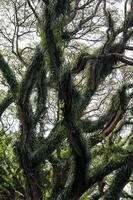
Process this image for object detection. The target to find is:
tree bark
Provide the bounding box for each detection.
[18,147,43,200]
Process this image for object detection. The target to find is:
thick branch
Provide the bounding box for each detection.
[81,85,126,132]
[0,94,13,117]
[0,54,18,97]
[103,163,133,200]
[30,122,65,167]
[18,47,45,147]
[59,72,89,199]
[86,154,133,191]
[19,47,44,107]
[34,68,47,125]
[45,6,61,80]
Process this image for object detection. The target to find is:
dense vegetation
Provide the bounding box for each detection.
[0,0,133,199]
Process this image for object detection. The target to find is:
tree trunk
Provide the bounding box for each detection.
[18,146,42,200]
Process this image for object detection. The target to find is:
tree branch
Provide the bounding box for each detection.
[0,54,18,98]
[0,94,13,117]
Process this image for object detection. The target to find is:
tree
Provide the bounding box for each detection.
[0,0,133,199]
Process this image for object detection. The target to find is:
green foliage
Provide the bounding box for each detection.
[0,130,25,200]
